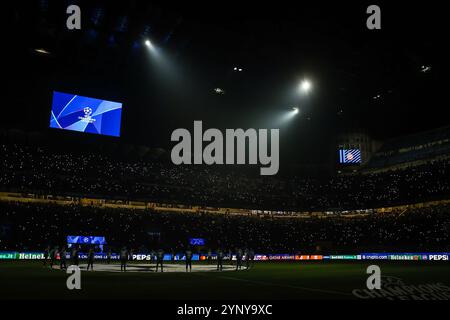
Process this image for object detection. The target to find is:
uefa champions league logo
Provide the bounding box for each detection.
[83,107,92,117]
[78,107,96,124]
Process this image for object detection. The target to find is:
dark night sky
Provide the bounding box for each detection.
[5,1,448,166]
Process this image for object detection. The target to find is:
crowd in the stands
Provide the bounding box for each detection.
[1,144,449,211]
[0,202,449,253]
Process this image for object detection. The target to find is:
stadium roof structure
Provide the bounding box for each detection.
[377,125,450,153]
[5,2,447,166]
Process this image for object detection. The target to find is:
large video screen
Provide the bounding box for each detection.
[49,91,122,137]
[67,236,106,245]
[339,149,362,164]
[189,238,206,246]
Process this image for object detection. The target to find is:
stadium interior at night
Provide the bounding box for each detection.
[1,1,449,301]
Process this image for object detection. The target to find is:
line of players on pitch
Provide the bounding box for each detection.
[42,246,256,272]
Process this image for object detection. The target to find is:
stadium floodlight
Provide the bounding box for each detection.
[299,79,312,94]
[420,65,431,73]
[34,48,51,55]
[277,106,300,124]
[144,39,155,50]
[214,88,225,95]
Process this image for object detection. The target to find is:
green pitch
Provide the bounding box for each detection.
[0,261,449,300]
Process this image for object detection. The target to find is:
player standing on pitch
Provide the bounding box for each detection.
[171,249,175,264]
[245,248,251,269]
[59,246,67,270]
[71,246,79,266]
[185,247,193,272]
[236,247,243,271]
[43,245,50,267]
[156,248,164,272]
[50,246,59,269]
[207,248,212,264]
[129,248,134,262]
[216,248,223,271]
[248,248,255,269]
[120,247,128,272]
[87,247,95,271]
[106,248,112,265]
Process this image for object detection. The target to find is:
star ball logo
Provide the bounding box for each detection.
[78,107,96,124]
[83,107,92,117]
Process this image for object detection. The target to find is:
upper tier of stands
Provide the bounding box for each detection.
[1,142,449,211]
[365,126,450,170]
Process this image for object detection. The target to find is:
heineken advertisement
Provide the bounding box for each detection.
[360,253,449,261]
[0,252,45,260]
[0,251,448,261]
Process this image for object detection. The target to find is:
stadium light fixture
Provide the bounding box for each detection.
[34,48,51,55]
[144,39,155,50]
[214,88,225,95]
[277,106,300,124]
[420,65,431,73]
[299,79,312,94]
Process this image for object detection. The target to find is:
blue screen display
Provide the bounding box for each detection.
[49,91,122,137]
[339,149,361,164]
[189,238,206,246]
[67,236,106,245]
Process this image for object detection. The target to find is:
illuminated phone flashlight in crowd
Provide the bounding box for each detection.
[171,121,279,175]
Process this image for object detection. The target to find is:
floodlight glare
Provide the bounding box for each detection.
[278,107,300,124]
[144,39,153,49]
[299,79,312,93]
[214,88,225,95]
[35,48,51,55]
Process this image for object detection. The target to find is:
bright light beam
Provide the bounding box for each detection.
[299,79,312,94]
[277,107,300,125]
[34,48,51,55]
[144,39,155,51]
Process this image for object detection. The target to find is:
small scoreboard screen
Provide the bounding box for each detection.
[189,238,206,246]
[339,149,362,164]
